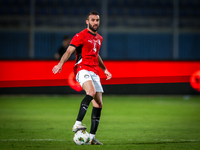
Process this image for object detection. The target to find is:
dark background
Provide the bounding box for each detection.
[0,0,199,95]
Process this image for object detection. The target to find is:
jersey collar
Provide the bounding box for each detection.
[87,28,97,36]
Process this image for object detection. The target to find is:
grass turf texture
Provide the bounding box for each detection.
[0,95,200,150]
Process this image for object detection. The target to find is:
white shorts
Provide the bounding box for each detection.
[76,70,104,93]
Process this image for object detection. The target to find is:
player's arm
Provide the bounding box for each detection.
[52,46,75,74]
[98,55,112,80]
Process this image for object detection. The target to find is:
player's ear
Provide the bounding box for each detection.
[86,19,88,25]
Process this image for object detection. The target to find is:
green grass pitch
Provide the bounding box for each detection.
[0,95,200,150]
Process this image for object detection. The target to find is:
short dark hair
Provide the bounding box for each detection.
[87,11,99,20]
[63,35,70,40]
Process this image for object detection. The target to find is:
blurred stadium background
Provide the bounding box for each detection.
[0,0,200,94]
[0,2,200,149]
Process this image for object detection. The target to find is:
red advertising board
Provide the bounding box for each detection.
[0,60,200,91]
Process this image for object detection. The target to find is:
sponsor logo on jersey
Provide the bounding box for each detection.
[88,40,92,43]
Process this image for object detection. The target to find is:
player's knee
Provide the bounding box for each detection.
[92,99,103,108]
[99,102,103,108]
[86,90,96,98]
[96,101,103,108]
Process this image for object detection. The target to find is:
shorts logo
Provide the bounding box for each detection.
[84,74,89,79]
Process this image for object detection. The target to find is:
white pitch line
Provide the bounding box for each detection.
[101,139,199,142]
[1,139,66,142]
[1,139,199,142]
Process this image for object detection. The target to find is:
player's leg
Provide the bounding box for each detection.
[73,70,96,132]
[87,71,104,144]
[76,80,96,122]
[89,92,103,145]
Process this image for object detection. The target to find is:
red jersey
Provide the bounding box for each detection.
[70,28,103,76]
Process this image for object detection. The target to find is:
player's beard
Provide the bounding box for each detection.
[89,23,99,32]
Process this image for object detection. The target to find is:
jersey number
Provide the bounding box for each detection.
[93,43,97,52]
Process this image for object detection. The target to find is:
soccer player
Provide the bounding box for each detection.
[52,11,112,145]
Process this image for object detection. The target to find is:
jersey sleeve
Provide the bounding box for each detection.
[101,37,103,45]
[70,33,83,48]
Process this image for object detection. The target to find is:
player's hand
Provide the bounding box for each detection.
[104,69,112,80]
[52,63,62,74]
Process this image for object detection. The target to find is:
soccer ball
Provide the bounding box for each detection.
[73,130,90,145]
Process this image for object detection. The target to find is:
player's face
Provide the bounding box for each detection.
[86,15,100,33]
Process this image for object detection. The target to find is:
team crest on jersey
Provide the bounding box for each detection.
[98,40,101,45]
[84,74,89,78]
